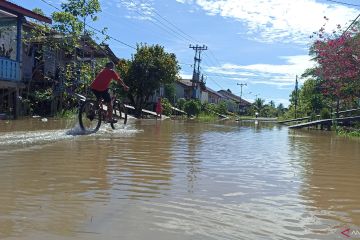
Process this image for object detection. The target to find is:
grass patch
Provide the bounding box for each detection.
[337,127,360,138]
[197,112,221,122]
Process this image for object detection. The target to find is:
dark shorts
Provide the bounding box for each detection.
[91,89,111,103]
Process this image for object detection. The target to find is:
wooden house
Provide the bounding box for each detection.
[0,1,51,119]
[0,1,119,118]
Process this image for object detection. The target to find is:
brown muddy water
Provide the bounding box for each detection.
[0,118,359,240]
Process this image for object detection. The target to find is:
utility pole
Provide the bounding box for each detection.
[189,44,207,99]
[237,82,247,114]
[294,75,298,119]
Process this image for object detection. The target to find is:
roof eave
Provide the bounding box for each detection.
[0,1,52,24]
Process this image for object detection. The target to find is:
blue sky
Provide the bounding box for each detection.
[11,0,360,106]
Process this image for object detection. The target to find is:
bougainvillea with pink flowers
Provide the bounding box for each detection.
[309,18,360,113]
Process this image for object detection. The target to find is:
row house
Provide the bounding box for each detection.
[218,89,251,113]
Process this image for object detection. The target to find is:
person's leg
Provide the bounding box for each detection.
[107,102,113,120]
[102,90,115,122]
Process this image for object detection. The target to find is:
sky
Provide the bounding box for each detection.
[11,0,360,106]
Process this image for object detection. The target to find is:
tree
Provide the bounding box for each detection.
[310,19,360,115]
[164,83,176,103]
[299,79,324,115]
[124,44,180,117]
[254,98,264,111]
[269,100,275,108]
[24,1,104,115]
[277,103,285,116]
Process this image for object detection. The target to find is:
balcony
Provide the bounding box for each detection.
[0,57,20,81]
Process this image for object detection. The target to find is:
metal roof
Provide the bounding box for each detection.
[0,1,52,24]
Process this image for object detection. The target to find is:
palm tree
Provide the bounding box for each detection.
[254,98,264,111]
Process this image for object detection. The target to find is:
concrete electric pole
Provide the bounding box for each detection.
[189,44,207,99]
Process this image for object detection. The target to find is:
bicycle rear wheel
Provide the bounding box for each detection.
[79,100,102,132]
[111,100,127,129]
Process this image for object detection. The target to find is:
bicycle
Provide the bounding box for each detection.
[77,91,127,132]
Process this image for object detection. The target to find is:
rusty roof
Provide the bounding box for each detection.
[0,1,52,24]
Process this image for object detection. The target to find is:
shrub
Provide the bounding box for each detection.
[176,98,186,110]
[320,108,331,119]
[184,99,201,116]
[161,98,173,116]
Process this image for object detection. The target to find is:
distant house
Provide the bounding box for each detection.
[0,0,52,119]
[218,89,251,113]
[175,79,193,100]
[206,87,223,104]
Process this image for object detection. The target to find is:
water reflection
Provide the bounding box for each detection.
[0,139,111,238]
[290,130,360,229]
[108,121,174,200]
[0,119,359,240]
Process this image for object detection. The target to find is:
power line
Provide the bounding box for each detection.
[123,0,229,92]
[41,0,228,91]
[324,0,360,7]
[38,0,136,49]
[127,0,193,43]
[342,13,360,36]
[132,0,229,88]
[139,0,197,43]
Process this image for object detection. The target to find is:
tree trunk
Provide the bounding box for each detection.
[134,95,144,118]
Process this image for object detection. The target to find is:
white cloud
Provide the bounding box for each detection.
[180,73,193,79]
[115,0,155,20]
[179,0,359,44]
[204,55,314,87]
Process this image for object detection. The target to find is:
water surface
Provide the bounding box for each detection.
[0,118,359,239]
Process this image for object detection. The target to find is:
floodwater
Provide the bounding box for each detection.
[0,118,359,240]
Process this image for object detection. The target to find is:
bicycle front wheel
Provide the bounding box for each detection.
[111,100,127,129]
[79,100,102,132]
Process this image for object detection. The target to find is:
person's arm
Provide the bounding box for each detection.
[113,71,129,91]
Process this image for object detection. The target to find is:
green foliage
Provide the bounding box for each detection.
[161,98,173,116]
[337,127,360,138]
[54,109,77,119]
[197,112,218,122]
[320,108,331,119]
[124,44,180,117]
[60,0,101,21]
[184,99,201,116]
[217,101,228,115]
[202,102,217,114]
[254,98,265,111]
[260,105,277,117]
[33,88,53,102]
[164,83,176,103]
[309,112,317,121]
[176,98,186,110]
[32,8,45,16]
[277,103,285,116]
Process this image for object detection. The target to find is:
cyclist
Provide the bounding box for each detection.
[90,61,129,123]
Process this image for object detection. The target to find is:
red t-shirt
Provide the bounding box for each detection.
[90,68,121,91]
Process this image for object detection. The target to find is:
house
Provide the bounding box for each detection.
[0,1,120,118]
[175,79,193,100]
[0,1,51,119]
[218,89,251,113]
[206,87,223,104]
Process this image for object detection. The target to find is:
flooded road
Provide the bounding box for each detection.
[0,118,359,240]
